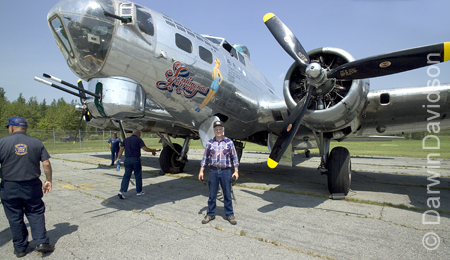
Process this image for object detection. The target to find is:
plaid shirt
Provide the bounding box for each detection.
[200,137,239,168]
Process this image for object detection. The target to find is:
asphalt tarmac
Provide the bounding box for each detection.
[1,150,449,259]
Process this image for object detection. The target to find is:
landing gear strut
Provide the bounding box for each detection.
[233,140,244,162]
[158,134,191,174]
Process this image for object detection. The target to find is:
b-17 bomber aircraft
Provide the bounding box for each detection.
[35,0,450,198]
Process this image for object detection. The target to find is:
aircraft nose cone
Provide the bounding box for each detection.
[47,0,116,78]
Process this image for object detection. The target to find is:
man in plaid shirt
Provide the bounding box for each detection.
[198,121,239,225]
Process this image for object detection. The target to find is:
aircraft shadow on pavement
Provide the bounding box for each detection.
[89,153,449,217]
[349,170,450,213]
[99,170,210,213]
[98,155,331,214]
[89,154,162,173]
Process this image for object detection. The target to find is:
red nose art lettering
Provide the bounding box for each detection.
[156,61,209,98]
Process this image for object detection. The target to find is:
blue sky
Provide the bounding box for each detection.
[1,0,450,103]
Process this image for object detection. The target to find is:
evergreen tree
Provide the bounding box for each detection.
[0,87,10,127]
[26,96,40,129]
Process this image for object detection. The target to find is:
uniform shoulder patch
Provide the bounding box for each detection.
[15,144,28,155]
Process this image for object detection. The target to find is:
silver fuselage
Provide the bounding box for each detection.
[47,0,450,148]
[47,0,289,143]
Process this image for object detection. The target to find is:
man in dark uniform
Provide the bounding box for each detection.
[107,132,121,166]
[0,117,54,257]
[115,130,160,199]
[198,121,239,225]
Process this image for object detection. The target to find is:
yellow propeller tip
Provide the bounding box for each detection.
[77,79,82,83]
[263,13,275,23]
[267,158,278,169]
[444,42,450,62]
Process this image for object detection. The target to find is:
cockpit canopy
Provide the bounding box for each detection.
[203,35,250,64]
[233,44,250,59]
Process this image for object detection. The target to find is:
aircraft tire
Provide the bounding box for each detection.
[159,143,186,174]
[327,146,351,195]
[305,149,311,158]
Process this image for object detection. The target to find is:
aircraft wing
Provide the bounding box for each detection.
[357,85,450,136]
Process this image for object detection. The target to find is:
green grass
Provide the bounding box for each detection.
[327,135,450,158]
[43,135,450,159]
[43,138,165,154]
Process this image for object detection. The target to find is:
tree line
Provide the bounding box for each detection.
[2,87,448,138]
[0,87,88,131]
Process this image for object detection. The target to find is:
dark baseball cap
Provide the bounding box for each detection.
[213,121,224,128]
[6,116,28,128]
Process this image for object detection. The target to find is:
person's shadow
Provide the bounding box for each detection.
[0,222,78,256]
[0,226,12,247]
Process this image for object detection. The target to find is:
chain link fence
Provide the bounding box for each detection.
[1,129,448,155]
[0,129,163,153]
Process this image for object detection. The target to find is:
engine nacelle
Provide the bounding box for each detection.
[284,47,370,136]
[86,77,146,119]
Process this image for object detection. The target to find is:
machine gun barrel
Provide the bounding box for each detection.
[34,77,85,99]
[43,73,100,98]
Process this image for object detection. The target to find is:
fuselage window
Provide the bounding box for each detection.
[195,33,204,42]
[175,33,192,53]
[165,20,175,28]
[199,46,213,64]
[196,35,204,42]
[186,29,195,38]
[176,25,186,32]
[136,7,154,36]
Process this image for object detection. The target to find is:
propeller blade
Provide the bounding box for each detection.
[78,79,87,104]
[268,86,314,168]
[263,13,310,70]
[77,80,93,122]
[327,42,450,80]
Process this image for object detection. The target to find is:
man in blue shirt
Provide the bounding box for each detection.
[107,132,121,166]
[0,117,54,257]
[198,121,239,225]
[115,130,160,199]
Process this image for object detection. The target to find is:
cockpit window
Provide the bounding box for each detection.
[50,15,74,57]
[204,36,241,61]
[204,36,223,45]
[222,40,238,60]
[237,52,246,66]
[136,7,154,36]
[85,0,114,18]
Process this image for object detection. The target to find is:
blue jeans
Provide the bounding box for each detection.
[111,147,119,164]
[120,157,143,193]
[0,179,49,252]
[207,168,234,217]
